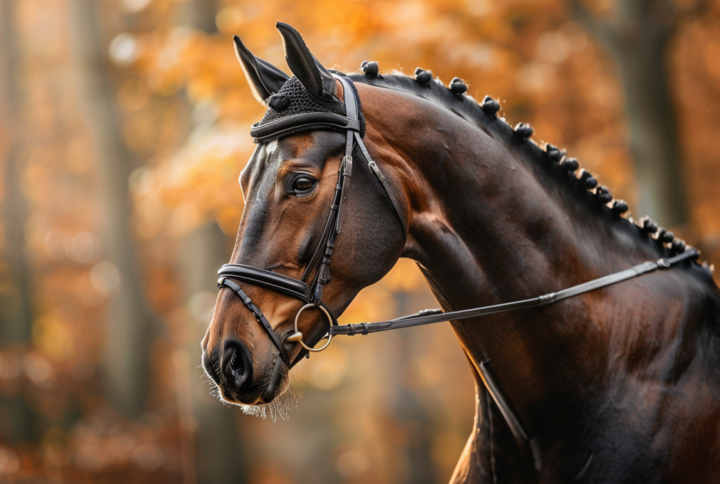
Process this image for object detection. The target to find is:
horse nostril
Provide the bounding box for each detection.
[222,338,253,390]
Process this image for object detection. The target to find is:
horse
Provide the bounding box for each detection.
[201,22,720,483]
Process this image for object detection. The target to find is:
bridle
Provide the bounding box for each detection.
[217,75,407,368]
[217,75,701,375]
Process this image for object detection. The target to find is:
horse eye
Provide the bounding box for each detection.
[293,177,315,193]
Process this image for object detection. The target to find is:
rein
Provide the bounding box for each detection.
[330,248,699,337]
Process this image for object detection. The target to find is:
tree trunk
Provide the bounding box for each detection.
[179,223,249,484]
[68,0,156,418]
[0,0,39,443]
[173,3,248,482]
[571,0,689,227]
[391,291,437,484]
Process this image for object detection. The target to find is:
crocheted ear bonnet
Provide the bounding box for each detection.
[249,75,366,142]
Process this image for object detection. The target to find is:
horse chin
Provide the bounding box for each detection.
[260,355,289,402]
[235,371,297,422]
[219,354,296,421]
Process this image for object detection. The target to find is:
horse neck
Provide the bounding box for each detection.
[386,108,647,319]
[366,97,664,473]
[360,83,717,479]
[367,89,660,410]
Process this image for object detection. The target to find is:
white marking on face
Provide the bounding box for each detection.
[239,144,264,189]
[266,139,278,155]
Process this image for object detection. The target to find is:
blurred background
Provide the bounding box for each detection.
[0,0,719,482]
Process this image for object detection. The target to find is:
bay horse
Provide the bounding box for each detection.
[202,23,720,483]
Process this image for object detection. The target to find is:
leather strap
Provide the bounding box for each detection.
[336,76,407,240]
[352,131,408,240]
[218,264,312,302]
[330,248,700,336]
[301,156,350,297]
[218,278,292,367]
[300,200,338,283]
[335,79,357,234]
[250,113,360,141]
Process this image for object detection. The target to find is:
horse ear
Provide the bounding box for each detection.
[276,22,340,101]
[233,35,289,105]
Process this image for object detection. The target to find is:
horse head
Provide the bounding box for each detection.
[202,23,408,408]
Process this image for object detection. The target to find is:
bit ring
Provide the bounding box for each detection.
[293,304,333,352]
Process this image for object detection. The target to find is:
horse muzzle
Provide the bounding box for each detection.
[202,336,288,405]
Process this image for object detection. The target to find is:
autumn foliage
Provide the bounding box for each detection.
[0,0,719,483]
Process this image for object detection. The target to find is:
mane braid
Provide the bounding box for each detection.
[345,70,714,281]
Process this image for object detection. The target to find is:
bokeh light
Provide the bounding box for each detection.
[0,0,719,482]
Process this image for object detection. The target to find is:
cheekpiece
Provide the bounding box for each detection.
[249,76,366,142]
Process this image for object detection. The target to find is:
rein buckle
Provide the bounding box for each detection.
[367,161,385,182]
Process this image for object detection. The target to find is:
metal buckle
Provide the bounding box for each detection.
[367,161,385,182]
[342,155,353,176]
[538,292,556,306]
[285,304,333,352]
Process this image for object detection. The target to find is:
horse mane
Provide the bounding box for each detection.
[342,68,717,285]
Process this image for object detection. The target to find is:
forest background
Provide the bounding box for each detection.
[1,0,719,483]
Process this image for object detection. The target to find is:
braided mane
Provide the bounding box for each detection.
[343,67,713,278]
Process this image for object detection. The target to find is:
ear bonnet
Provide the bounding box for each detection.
[243,23,366,142]
[249,76,366,142]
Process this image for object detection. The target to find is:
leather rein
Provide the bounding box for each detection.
[218,75,701,370]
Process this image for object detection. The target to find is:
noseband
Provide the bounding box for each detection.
[218,75,407,368]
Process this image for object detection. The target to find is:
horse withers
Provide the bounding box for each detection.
[202,23,720,483]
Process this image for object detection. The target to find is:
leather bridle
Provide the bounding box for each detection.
[217,74,701,373]
[217,75,407,368]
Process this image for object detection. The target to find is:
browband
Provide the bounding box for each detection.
[250,113,359,142]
